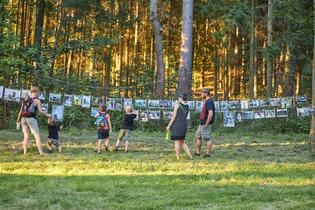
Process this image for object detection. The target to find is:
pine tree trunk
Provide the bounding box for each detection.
[178,0,194,97]
[310,0,315,151]
[249,0,255,99]
[266,0,273,97]
[150,0,165,99]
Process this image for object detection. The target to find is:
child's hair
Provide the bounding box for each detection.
[99,104,106,112]
[125,105,133,113]
[48,118,55,125]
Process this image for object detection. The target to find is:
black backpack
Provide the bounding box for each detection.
[22,96,36,117]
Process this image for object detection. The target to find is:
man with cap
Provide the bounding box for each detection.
[195,88,215,157]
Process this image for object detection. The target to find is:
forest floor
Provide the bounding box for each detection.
[0,130,314,209]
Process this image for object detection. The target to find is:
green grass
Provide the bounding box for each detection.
[0,130,314,209]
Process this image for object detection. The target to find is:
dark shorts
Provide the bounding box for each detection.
[171,136,186,141]
[98,129,109,139]
[47,138,60,147]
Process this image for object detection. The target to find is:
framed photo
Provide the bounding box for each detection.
[242,111,254,120]
[187,101,195,110]
[73,95,82,106]
[270,98,281,107]
[64,94,73,107]
[38,92,46,101]
[297,107,314,117]
[92,97,104,106]
[159,100,173,109]
[220,101,229,112]
[124,98,133,108]
[135,99,147,109]
[107,98,122,110]
[41,103,49,113]
[148,110,160,120]
[90,108,99,117]
[139,111,149,122]
[276,108,288,118]
[163,111,173,120]
[0,86,4,99]
[4,88,21,102]
[214,101,220,112]
[259,99,270,107]
[195,101,204,112]
[49,93,61,103]
[148,100,160,109]
[254,110,265,119]
[228,100,240,109]
[52,105,64,121]
[297,96,307,104]
[235,112,243,122]
[82,95,91,108]
[241,100,249,110]
[281,97,293,108]
[223,112,235,128]
[21,89,29,99]
[265,109,276,118]
[249,100,260,109]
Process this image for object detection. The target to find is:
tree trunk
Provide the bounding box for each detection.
[150,0,165,99]
[266,0,273,97]
[310,0,315,151]
[178,0,194,97]
[249,0,255,99]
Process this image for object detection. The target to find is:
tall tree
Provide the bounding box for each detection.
[310,0,315,150]
[266,0,273,97]
[249,0,255,99]
[150,0,165,98]
[178,0,194,97]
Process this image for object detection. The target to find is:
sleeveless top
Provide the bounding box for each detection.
[171,102,189,137]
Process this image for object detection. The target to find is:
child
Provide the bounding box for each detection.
[46,118,63,153]
[114,105,137,152]
[95,104,112,153]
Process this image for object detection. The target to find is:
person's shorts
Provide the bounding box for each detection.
[195,125,212,141]
[118,129,133,141]
[47,138,60,147]
[21,117,40,136]
[171,136,186,141]
[98,129,109,140]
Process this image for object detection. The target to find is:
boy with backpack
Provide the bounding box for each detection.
[46,118,63,153]
[95,104,112,153]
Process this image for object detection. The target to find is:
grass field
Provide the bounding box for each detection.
[0,130,314,209]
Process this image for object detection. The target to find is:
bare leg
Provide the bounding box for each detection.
[46,140,52,151]
[125,141,129,152]
[206,140,212,156]
[195,138,202,154]
[104,138,110,151]
[58,145,61,153]
[97,139,102,153]
[181,140,193,160]
[23,132,30,155]
[33,132,43,155]
[174,140,180,160]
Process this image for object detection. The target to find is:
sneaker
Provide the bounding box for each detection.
[204,154,211,158]
[194,152,200,156]
[114,146,119,152]
[47,149,52,154]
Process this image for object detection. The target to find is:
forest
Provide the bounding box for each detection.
[0,0,313,100]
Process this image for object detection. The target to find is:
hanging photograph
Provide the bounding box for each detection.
[135,99,147,109]
[163,111,173,120]
[4,88,21,102]
[259,99,270,107]
[270,98,281,107]
[107,98,122,110]
[235,112,243,122]
[159,100,173,109]
[90,108,99,117]
[148,100,160,109]
[220,101,229,112]
[195,101,204,112]
[0,86,4,99]
[249,100,260,109]
[281,97,294,108]
[38,92,45,101]
[41,103,49,113]
[214,101,220,112]
[228,100,240,109]
[52,105,64,121]
[49,93,61,103]
[82,95,91,108]
[63,94,73,107]
[242,111,254,120]
[139,111,149,122]
[265,109,276,118]
[297,95,307,104]
[187,101,195,110]
[124,98,133,108]
[254,110,265,119]
[92,97,104,106]
[223,112,235,127]
[21,89,29,99]
[186,111,191,120]
[73,95,82,106]
[297,107,314,117]
[241,100,249,110]
[277,108,288,118]
[148,110,161,120]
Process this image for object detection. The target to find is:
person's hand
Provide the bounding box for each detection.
[60,125,63,130]
[204,124,209,128]
[47,114,52,118]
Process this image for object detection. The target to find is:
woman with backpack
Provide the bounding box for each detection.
[166,93,193,160]
[16,86,51,155]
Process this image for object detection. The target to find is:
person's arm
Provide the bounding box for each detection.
[108,118,112,133]
[16,104,23,123]
[35,99,51,118]
[166,103,179,131]
[205,101,214,127]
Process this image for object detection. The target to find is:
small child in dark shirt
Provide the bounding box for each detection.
[114,105,137,152]
[46,118,63,153]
